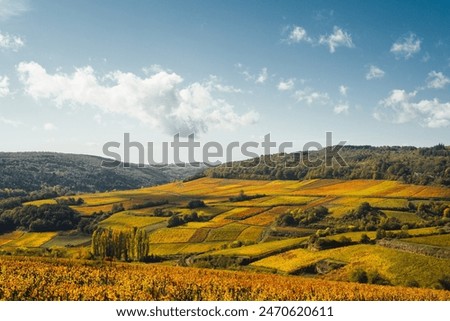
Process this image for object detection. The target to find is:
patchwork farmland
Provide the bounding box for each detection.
[2,177,450,295]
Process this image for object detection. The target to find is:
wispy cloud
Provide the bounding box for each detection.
[366,65,385,80]
[277,78,295,91]
[255,67,268,84]
[335,87,350,114]
[294,87,330,105]
[285,25,312,44]
[374,89,450,128]
[282,25,354,53]
[207,75,243,93]
[426,71,450,89]
[334,102,349,114]
[318,26,354,53]
[0,0,29,20]
[390,33,421,59]
[0,75,10,97]
[0,115,22,127]
[17,61,259,136]
[313,9,334,21]
[0,31,24,51]
[238,65,269,84]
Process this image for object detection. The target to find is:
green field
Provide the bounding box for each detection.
[99,211,168,230]
[3,179,449,256]
[205,223,249,242]
[384,210,424,224]
[199,237,308,258]
[149,228,198,243]
[149,242,228,256]
[2,232,58,248]
[251,244,450,288]
[403,234,450,248]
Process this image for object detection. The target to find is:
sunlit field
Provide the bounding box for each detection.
[2,178,449,298]
[1,256,449,301]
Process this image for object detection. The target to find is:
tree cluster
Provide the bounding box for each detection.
[187,199,206,209]
[416,202,449,220]
[277,206,329,227]
[350,268,390,285]
[77,211,111,234]
[307,234,353,251]
[91,227,149,261]
[129,199,168,210]
[229,190,266,202]
[56,197,84,206]
[0,204,80,233]
[77,203,124,235]
[0,188,27,200]
[167,212,202,228]
[341,202,402,231]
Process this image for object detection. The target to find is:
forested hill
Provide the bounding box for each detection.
[0,152,200,194]
[204,145,450,186]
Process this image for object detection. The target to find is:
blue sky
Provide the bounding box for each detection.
[0,0,449,162]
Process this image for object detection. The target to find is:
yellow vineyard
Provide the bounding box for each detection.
[251,244,450,288]
[6,178,450,260]
[2,177,450,298]
[0,256,449,301]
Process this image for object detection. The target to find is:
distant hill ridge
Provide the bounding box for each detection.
[1,145,448,195]
[205,144,450,186]
[0,152,201,193]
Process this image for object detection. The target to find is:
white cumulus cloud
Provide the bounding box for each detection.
[426,71,450,89]
[286,25,312,43]
[390,33,421,59]
[318,26,354,53]
[374,89,450,128]
[17,61,258,136]
[366,65,385,80]
[0,75,10,97]
[0,31,24,51]
[277,78,295,91]
[294,87,330,105]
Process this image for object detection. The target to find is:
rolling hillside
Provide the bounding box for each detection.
[0,152,202,193]
[3,177,449,290]
[205,145,450,186]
